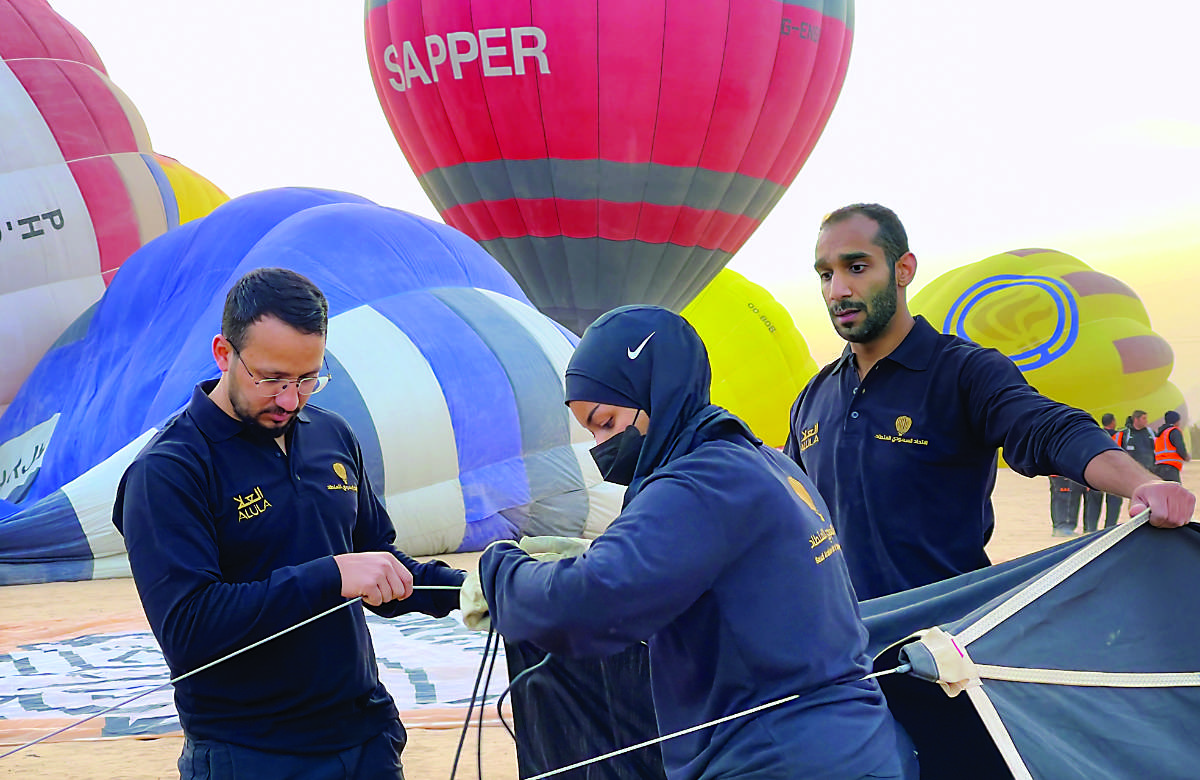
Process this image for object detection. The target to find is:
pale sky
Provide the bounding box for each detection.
[49,0,1200,377]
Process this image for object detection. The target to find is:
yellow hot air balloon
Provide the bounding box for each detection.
[682,269,818,447]
[912,248,1185,426]
[152,154,229,225]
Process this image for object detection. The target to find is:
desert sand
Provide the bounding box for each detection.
[1,465,1194,779]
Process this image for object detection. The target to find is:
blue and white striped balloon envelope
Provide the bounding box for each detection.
[0,188,620,585]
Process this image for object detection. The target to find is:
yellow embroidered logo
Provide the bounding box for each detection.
[875,414,929,446]
[789,476,838,561]
[787,476,819,514]
[797,421,819,452]
[234,486,271,522]
[327,462,358,492]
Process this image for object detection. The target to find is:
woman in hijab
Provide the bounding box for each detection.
[478,306,915,780]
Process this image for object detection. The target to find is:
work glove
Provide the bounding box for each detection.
[457,537,591,631]
[458,539,519,632]
[517,535,592,560]
[459,567,491,632]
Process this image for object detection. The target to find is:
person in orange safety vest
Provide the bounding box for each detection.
[1154,410,1190,483]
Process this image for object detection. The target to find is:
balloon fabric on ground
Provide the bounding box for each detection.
[0,0,227,416]
[0,188,621,586]
[682,269,818,447]
[365,0,855,334]
[911,248,1185,426]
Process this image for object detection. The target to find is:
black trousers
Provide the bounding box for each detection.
[1081,487,1103,533]
[1103,492,1123,529]
[1154,463,1183,483]
[1049,476,1082,533]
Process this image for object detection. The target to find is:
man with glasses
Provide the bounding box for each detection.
[114,267,465,779]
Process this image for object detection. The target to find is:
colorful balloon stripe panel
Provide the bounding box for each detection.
[0,189,620,586]
[1,0,226,413]
[366,0,855,333]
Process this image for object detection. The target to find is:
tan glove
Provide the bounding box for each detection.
[517,535,592,560]
[458,540,520,631]
[459,566,490,631]
[458,538,590,631]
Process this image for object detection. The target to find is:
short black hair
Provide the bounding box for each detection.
[1101,413,1115,426]
[820,203,910,268]
[222,267,328,351]
[1133,409,1147,419]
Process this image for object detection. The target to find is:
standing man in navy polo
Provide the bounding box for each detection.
[114,268,465,779]
[783,204,1196,600]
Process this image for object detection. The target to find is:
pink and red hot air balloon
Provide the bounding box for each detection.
[366,0,854,333]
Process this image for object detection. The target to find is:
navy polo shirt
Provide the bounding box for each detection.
[113,381,463,753]
[784,316,1118,600]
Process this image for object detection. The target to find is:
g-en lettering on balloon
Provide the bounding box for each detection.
[780,18,821,41]
[383,26,550,92]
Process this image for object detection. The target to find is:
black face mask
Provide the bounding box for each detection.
[590,414,644,486]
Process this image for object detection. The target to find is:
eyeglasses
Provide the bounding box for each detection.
[234,349,332,397]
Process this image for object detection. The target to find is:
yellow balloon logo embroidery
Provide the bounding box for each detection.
[332,462,348,484]
[895,416,912,437]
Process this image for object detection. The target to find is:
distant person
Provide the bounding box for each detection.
[1154,410,1190,482]
[476,306,918,780]
[1122,410,1157,470]
[1048,475,1084,536]
[1075,415,1106,533]
[784,203,1196,599]
[1080,482,1104,533]
[1098,413,1124,528]
[113,268,465,780]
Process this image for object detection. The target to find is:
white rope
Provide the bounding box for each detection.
[521,663,912,779]
[524,693,799,780]
[0,584,461,760]
[863,662,912,680]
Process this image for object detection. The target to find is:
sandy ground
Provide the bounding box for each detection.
[1,465,1195,779]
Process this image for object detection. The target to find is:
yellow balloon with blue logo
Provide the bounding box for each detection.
[911,248,1185,424]
[682,269,819,447]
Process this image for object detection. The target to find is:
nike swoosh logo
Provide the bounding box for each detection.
[627,332,655,360]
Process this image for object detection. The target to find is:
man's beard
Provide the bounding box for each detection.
[830,274,898,344]
[230,385,296,437]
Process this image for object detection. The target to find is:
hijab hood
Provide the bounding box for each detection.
[565,305,758,500]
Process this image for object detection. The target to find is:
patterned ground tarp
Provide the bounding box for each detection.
[0,611,503,741]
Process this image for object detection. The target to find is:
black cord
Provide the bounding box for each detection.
[496,650,554,742]
[449,625,496,779]
[477,633,502,778]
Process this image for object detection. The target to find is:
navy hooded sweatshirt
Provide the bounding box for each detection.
[480,307,910,780]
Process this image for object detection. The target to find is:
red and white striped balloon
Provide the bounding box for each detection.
[0,0,223,414]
